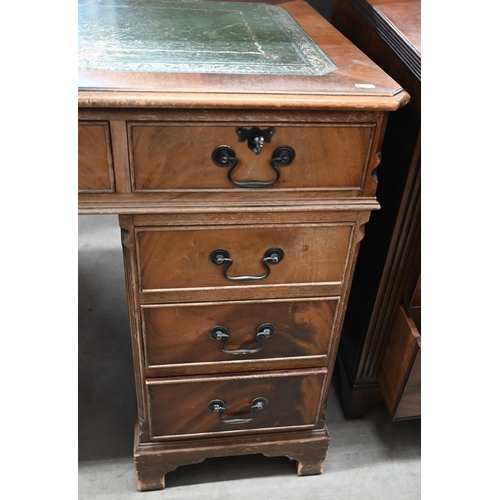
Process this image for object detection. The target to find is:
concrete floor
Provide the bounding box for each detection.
[78,215,421,499]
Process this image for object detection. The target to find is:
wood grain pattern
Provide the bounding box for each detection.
[120,215,150,439]
[79,192,380,215]
[393,347,420,420]
[141,297,338,375]
[109,120,131,193]
[133,426,330,491]
[78,107,386,210]
[78,122,115,192]
[348,0,420,78]
[132,208,377,226]
[137,223,352,291]
[370,0,421,53]
[146,368,326,439]
[377,303,420,420]
[129,122,374,191]
[79,107,385,123]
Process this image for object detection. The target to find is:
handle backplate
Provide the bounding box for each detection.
[209,323,276,354]
[209,248,284,282]
[212,144,295,188]
[207,397,269,424]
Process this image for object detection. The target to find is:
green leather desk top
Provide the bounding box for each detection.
[78,0,337,75]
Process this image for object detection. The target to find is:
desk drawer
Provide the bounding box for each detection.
[129,123,374,192]
[78,121,115,192]
[137,223,353,292]
[142,298,338,376]
[146,368,326,440]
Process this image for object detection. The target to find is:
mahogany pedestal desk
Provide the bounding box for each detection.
[78,0,408,491]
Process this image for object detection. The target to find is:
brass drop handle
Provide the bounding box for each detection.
[209,248,284,282]
[211,145,295,188]
[209,323,276,354]
[207,397,269,424]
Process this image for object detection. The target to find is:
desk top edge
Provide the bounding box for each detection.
[77,88,409,111]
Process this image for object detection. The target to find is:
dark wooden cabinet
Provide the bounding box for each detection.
[330,0,421,420]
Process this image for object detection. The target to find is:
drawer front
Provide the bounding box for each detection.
[142,298,338,375]
[378,303,421,421]
[137,223,353,292]
[78,121,115,192]
[129,123,374,192]
[146,369,326,440]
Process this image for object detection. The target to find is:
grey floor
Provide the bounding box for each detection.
[78,215,421,499]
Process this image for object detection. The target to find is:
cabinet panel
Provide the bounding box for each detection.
[378,303,421,420]
[78,122,115,192]
[129,123,374,192]
[142,297,338,375]
[137,223,353,291]
[146,368,326,440]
